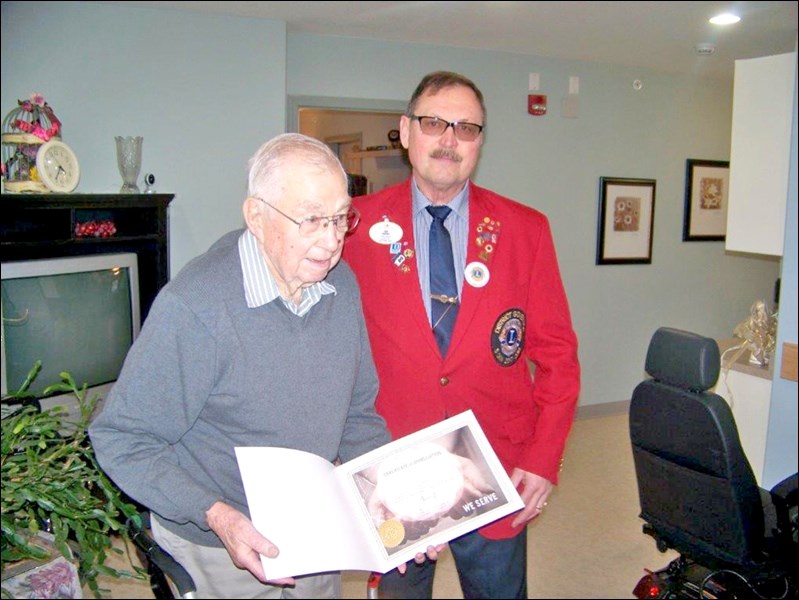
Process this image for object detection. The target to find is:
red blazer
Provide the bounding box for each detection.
[343,179,580,539]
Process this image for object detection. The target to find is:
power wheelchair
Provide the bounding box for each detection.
[629,327,798,599]
[127,511,197,599]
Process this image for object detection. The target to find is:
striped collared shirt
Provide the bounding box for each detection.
[238,229,336,317]
[411,178,469,322]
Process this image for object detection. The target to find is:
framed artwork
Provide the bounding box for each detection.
[596,177,656,265]
[683,159,730,241]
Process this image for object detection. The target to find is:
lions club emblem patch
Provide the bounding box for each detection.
[491,309,526,366]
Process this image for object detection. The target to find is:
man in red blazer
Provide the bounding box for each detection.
[343,71,581,599]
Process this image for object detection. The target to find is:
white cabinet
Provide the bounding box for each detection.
[713,339,775,486]
[714,368,772,486]
[726,52,796,256]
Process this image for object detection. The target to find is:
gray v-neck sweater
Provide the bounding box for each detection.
[90,229,390,546]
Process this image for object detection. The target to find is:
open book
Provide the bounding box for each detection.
[235,410,523,579]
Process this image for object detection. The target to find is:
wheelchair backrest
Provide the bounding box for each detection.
[629,327,765,565]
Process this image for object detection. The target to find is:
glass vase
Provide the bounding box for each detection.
[115,136,143,193]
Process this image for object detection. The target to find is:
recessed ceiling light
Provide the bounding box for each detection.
[709,13,741,25]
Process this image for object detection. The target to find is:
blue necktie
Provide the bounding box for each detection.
[426,205,459,356]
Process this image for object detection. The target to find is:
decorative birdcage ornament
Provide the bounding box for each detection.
[2,93,62,193]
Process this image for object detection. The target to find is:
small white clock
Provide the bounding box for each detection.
[36,139,80,193]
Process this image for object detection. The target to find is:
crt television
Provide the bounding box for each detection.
[1,252,140,414]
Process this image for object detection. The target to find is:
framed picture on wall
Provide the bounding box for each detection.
[596,177,656,265]
[683,159,730,242]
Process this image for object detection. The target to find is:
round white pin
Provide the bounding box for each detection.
[465,261,490,288]
[369,218,403,245]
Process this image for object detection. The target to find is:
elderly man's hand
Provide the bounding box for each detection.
[206,501,295,585]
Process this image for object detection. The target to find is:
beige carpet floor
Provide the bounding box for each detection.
[89,412,678,599]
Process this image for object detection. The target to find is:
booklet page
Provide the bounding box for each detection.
[236,410,523,579]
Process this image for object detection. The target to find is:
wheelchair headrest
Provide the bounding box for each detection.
[645,327,720,392]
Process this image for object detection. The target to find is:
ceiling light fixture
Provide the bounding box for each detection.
[709,13,741,25]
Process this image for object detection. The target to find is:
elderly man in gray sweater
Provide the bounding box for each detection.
[90,134,391,599]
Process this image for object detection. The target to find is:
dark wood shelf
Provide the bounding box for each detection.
[1,192,174,321]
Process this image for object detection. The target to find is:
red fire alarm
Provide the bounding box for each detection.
[528,94,547,116]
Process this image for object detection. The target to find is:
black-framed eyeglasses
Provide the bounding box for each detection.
[410,115,484,142]
[255,197,360,236]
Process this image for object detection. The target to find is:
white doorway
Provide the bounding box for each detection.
[290,97,411,194]
[323,132,362,174]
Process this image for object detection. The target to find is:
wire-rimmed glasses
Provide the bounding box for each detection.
[410,115,484,142]
[256,197,360,236]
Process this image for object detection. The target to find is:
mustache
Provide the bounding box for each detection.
[429,149,462,162]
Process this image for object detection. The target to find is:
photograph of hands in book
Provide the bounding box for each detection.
[353,425,509,555]
[236,410,523,579]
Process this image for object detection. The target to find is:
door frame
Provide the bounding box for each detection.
[287,95,407,133]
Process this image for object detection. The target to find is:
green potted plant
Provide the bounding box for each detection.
[1,361,144,598]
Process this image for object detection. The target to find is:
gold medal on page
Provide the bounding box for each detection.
[378,519,406,548]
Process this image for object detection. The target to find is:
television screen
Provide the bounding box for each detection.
[1,253,140,402]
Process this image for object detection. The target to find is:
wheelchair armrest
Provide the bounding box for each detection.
[1,397,42,417]
[128,513,197,598]
[770,472,798,502]
[769,472,798,551]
